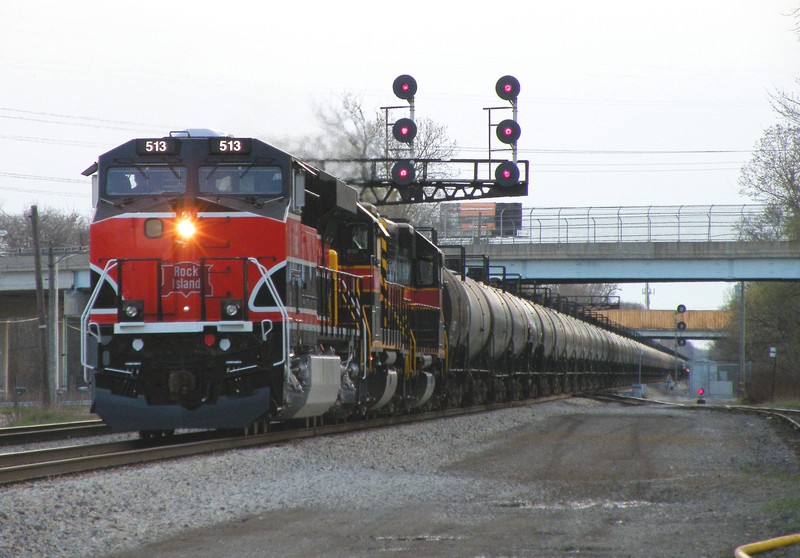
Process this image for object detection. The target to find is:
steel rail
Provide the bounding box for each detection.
[585,390,800,431]
[0,420,110,446]
[0,395,571,486]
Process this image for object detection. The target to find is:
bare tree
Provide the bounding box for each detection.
[546,282,621,307]
[292,92,459,228]
[0,206,89,252]
[737,124,800,240]
[770,81,800,126]
[300,92,385,182]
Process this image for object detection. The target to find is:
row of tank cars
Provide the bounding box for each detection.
[441,267,676,402]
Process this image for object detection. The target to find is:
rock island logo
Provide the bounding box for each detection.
[161,262,213,297]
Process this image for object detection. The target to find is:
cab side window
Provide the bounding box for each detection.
[344,224,370,264]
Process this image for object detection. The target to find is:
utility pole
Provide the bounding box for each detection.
[48,243,58,404]
[738,281,746,401]
[30,205,50,407]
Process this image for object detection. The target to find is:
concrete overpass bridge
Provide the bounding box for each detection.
[439,204,800,282]
[455,239,800,282]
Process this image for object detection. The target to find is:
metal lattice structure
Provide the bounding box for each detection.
[311,158,529,205]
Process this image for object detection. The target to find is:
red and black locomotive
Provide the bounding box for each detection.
[81,130,676,434]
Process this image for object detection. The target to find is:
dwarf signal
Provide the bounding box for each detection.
[697,386,706,404]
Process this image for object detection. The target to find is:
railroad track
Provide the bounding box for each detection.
[0,419,110,446]
[587,391,800,431]
[0,395,571,486]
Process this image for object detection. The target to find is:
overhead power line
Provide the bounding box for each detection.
[0,107,174,132]
[459,146,755,155]
[0,133,108,147]
[0,185,89,198]
[0,171,85,184]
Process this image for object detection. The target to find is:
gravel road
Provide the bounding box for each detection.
[2,396,799,558]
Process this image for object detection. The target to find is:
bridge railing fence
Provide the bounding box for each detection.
[438,204,772,245]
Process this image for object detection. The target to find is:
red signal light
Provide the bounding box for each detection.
[393,74,417,100]
[496,119,521,145]
[697,387,705,396]
[392,118,417,143]
[495,75,521,101]
[495,161,520,187]
[391,160,415,186]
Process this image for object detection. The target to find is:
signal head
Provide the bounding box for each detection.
[393,75,417,100]
[392,118,417,143]
[496,75,521,101]
[496,119,521,145]
[391,160,415,187]
[495,161,520,187]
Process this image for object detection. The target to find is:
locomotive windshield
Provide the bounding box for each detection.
[199,166,283,196]
[106,166,186,196]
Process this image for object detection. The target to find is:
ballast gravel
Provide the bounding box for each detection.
[2,396,799,558]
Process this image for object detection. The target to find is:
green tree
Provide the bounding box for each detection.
[710,282,800,402]
[716,95,800,400]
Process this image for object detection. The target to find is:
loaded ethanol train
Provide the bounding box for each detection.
[80,131,677,435]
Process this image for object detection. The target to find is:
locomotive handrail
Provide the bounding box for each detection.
[247,258,290,374]
[81,259,119,383]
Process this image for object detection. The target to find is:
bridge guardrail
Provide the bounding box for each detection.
[438,204,782,244]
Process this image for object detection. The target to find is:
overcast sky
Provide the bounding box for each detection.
[2,1,798,312]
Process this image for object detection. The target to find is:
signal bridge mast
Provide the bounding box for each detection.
[316,75,529,206]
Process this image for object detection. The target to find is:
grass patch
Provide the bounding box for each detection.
[763,496,800,517]
[1,406,95,428]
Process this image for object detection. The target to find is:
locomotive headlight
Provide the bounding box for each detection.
[221,298,243,320]
[176,218,196,239]
[224,303,239,316]
[120,300,144,322]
